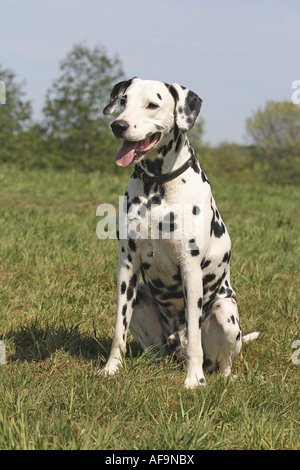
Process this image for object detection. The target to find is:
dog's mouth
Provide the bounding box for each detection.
[115,132,161,167]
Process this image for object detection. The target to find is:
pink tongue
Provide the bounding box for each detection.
[115,133,160,167]
[115,141,139,167]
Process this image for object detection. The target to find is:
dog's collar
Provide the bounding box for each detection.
[134,152,196,184]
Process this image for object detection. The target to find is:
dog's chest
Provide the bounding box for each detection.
[122,169,211,291]
[126,178,185,272]
[124,167,212,249]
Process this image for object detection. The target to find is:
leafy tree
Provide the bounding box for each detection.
[42,43,124,170]
[0,65,32,133]
[246,101,300,161]
[0,65,33,163]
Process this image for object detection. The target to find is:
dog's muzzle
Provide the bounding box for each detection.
[110,119,161,167]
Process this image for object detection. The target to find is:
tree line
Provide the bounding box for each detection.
[0,43,299,184]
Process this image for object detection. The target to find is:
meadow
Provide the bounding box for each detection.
[0,164,299,450]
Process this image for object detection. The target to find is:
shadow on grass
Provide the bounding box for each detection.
[5,321,114,363]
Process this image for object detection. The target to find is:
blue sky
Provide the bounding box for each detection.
[1,0,299,145]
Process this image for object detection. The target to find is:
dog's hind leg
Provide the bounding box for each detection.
[202,297,242,376]
[129,284,169,357]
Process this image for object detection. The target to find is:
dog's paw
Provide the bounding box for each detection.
[96,360,121,377]
[184,374,206,389]
[167,331,187,360]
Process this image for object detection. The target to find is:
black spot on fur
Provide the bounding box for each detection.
[192,205,200,215]
[152,278,165,288]
[222,251,231,263]
[167,283,179,292]
[126,273,138,301]
[128,238,136,252]
[191,158,200,174]
[143,158,163,175]
[175,135,182,152]
[213,221,225,238]
[121,281,126,294]
[131,196,141,205]
[142,180,154,197]
[203,273,216,285]
[201,170,210,184]
[158,139,174,157]
[130,273,137,286]
[226,287,234,298]
[146,195,162,209]
[173,123,179,141]
[172,265,181,283]
[210,205,226,238]
[142,262,151,270]
[201,258,211,269]
[166,83,179,103]
[159,290,183,301]
[126,287,134,301]
[185,90,199,113]
[189,239,200,257]
[209,277,223,293]
[146,281,162,297]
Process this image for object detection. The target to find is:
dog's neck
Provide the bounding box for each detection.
[137,131,193,177]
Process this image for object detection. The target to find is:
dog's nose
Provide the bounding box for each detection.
[111,120,129,138]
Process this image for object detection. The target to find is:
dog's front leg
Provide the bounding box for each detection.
[102,247,140,375]
[181,263,206,389]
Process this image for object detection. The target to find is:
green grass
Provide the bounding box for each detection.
[0,165,299,450]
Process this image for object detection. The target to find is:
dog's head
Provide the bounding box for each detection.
[103,78,202,167]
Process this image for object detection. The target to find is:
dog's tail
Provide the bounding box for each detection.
[242,332,260,343]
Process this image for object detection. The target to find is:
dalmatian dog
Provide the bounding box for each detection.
[101,78,259,389]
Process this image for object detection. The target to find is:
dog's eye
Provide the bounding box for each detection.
[120,97,127,107]
[147,102,159,110]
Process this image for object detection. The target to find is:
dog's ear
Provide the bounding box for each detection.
[103,77,139,115]
[167,83,202,132]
